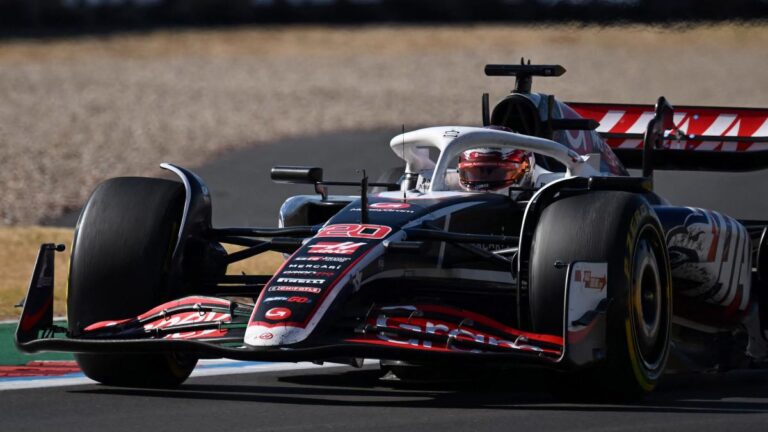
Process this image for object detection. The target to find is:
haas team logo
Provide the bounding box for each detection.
[308,241,365,255]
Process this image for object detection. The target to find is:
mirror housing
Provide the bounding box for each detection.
[271,166,323,184]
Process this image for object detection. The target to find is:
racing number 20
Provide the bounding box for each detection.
[317,224,392,240]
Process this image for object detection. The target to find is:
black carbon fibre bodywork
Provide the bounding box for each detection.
[16,72,768,379]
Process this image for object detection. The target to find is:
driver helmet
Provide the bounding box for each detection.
[458,147,534,191]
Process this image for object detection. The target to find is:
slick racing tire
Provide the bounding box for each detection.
[529,191,672,400]
[67,177,197,387]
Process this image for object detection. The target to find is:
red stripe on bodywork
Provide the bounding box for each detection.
[345,337,562,356]
[84,296,232,332]
[18,295,53,332]
[414,304,564,346]
[570,103,768,152]
[137,297,231,320]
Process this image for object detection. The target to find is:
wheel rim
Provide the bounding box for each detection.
[629,226,670,374]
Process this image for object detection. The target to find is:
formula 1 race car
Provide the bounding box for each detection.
[16,62,768,399]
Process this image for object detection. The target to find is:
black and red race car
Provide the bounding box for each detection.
[16,63,768,399]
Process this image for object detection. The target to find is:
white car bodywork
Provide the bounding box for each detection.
[386,126,605,194]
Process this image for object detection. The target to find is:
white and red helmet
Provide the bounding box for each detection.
[458,147,534,191]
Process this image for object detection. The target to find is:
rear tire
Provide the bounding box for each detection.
[68,177,197,387]
[529,191,672,400]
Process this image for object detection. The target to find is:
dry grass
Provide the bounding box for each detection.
[227,250,284,274]
[0,227,283,320]
[1,24,768,226]
[0,227,72,321]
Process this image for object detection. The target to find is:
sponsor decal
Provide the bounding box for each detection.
[317,224,392,240]
[351,207,415,214]
[282,270,320,275]
[259,332,274,340]
[265,307,292,321]
[574,269,606,290]
[664,209,749,309]
[288,296,310,303]
[245,245,374,346]
[568,262,609,334]
[370,202,410,210]
[293,256,352,263]
[282,270,337,277]
[307,241,366,255]
[281,270,336,277]
[475,243,509,252]
[268,286,322,294]
[373,314,544,353]
[276,277,325,285]
[443,129,460,138]
[263,296,312,304]
[143,311,230,340]
[264,296,288,302]
[287,263,342,270]
[135,297,231,321]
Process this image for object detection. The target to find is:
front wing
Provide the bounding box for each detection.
[16,244,608,369]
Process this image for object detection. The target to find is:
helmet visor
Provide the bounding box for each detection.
[458,161,525,189]
[458,148,533,191]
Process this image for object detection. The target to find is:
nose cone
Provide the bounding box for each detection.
[245,324,307,346]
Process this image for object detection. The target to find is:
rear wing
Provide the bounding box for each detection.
[569,99,768,173]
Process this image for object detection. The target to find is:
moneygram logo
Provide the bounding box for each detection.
[307,241,365,255]
[370,202,410,209]
[352,202,414,214]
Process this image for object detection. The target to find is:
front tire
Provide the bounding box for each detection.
[530,191,672,399]
[68,177,197,387]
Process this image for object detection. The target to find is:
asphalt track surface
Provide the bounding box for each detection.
[51,128,768,227]
[2,365,768,432]
[31,129,768,431]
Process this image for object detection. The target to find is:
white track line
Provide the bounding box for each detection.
[0,360,367,391]
[0,318,66,325]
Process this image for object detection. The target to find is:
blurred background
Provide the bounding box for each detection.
[1,0,767,319]
[2,0,768,29]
